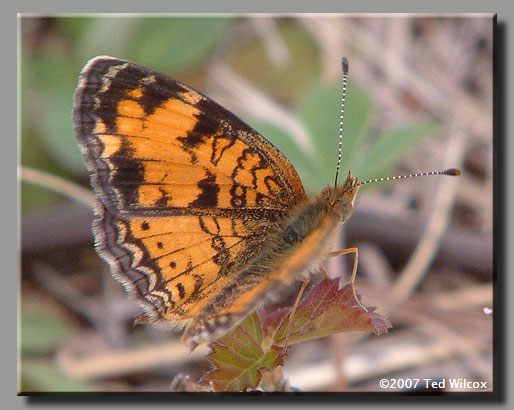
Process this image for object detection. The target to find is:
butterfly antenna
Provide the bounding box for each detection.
[359,168,461,186]
[334,57,349,187]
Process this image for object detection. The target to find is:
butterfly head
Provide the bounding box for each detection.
[323,170,360,223]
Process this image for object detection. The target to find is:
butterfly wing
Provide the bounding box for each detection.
[73,56,308,325]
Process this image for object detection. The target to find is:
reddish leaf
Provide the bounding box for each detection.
[201,313,287,391]
[264,278,391,346]
[199,279,390,391]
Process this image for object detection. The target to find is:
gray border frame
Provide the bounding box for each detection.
[10,3,511,409]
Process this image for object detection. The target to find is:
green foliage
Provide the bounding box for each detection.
[200,314,286,391]
[28,54,85,175]
[57,17,229,73]
[19,305,93,393]
[21,360,96,392]
[356,121,442,183]
[296,79,375,192]
[231,20,321,102]
[21,310,70,354]
[131,17,230,73]
[56,17,97,43]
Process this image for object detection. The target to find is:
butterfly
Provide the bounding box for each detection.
[73,56,460,348]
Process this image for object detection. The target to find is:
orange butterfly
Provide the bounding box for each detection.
[74,56,459,347]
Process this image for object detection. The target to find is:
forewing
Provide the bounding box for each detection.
[73,56,307,219]
[73,56,308,324]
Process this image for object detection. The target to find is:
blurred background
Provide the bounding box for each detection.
[19,14,493,392]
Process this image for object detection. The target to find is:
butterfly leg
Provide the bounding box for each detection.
[283,278,310,349]
[320,265,330,280]
[328,247,367,311]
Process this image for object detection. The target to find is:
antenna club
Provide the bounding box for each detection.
[341,57,349,75]
[444,168,462,176]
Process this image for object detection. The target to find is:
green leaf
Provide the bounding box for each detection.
[21,360,96,393]
[356,121,443,182]
[231,20,321,102]
[38,88,86,175]
[21,310,70,354]
[264,279,391,346]
[60,16,229,73]
[24,53,86,175]
[201,313,287,392]
[297,80,374,190]
[72,17,143,63]
[55,17,97,44]
[130,17,230,73]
